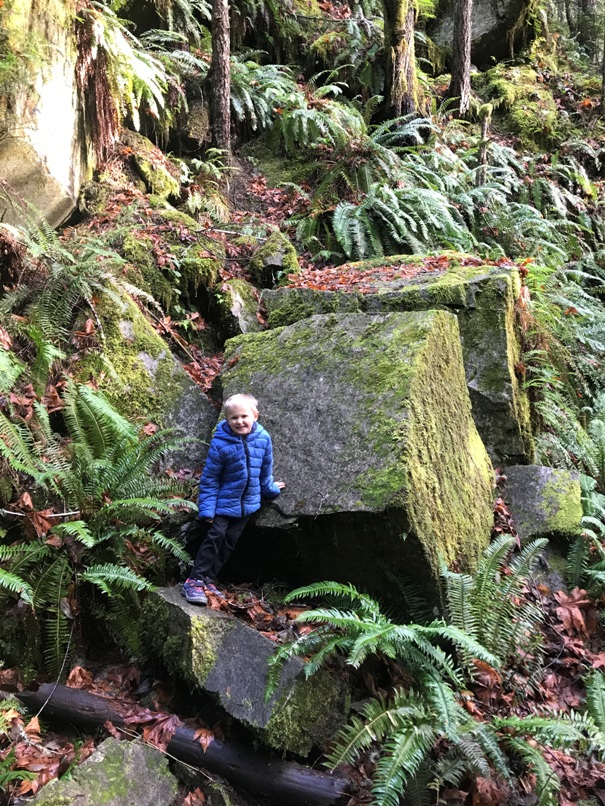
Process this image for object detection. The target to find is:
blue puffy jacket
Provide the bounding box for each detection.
[198,420,281,519]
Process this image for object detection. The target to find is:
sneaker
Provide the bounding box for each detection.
[202,577,226,600]
[182,578,208,605]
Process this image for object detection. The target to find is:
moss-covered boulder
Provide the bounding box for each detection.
[121,130,181,200]
[77,290,216,465]
[29,737,178,805]
[263,256,533,466]
[220,310,494,592]
[504,465,583,541]
[249,230,300,287]
[214,278,262,338]
[143,587,349,755]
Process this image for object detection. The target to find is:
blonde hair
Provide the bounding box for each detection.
[223,393,259,416]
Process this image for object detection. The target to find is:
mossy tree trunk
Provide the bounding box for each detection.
[211,0,231,158]
[382,0,419,117]
[448,0,473,116]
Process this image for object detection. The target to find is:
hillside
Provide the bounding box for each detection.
[1,0,605,803]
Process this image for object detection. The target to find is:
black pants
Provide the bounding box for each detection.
[191,515,251,580]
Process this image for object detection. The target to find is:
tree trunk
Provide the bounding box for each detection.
[448,0,473,116]
[382,0,419,117]
[565,0,576,35]
[16,684,351,806]
[211,0,231,156]
[578,0,598,60]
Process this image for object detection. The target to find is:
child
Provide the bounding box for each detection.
[182,393,285,605]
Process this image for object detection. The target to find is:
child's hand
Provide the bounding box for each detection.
[276,481,285,489]
[204,517,214,523]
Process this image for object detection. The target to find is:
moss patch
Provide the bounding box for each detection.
[142,589,234,686]
[86,197,224,315]
[76,291,189,424]
[505,465,583,541]
[474,65,569,149]
[265,670,349,755]
[121,129,180,199]
[215,278,262,337]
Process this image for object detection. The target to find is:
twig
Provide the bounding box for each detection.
[0,508,80,518]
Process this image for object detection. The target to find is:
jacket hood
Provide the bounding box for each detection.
[216,419,265,442]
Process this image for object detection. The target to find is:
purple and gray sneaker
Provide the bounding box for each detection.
[182,578,208,605]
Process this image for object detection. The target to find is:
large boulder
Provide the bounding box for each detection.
[263,256,533,466]
[0,0,88,227]
[428,0,531,64]
[504,465,583,541]
[143,587,349,755]
[30,738,178,805]
[220,310,494,593]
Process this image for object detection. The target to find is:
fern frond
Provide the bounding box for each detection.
[0,569,34,604]
[80,563,153,595]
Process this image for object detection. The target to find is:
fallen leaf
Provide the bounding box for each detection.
[193,727,213,752]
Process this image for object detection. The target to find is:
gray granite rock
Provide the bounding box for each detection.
[428,0,529,62]
[220,310,494,593]
[143,586,348,755]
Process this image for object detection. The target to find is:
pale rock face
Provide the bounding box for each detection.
[0,0,88,227]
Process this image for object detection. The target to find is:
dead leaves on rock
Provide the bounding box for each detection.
[285,254,515,293]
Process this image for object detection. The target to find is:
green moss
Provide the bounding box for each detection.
[265,288,362,328]
[250,230,300,286]
[189,614,234,682]
[404,314,494,572]
[264,670,348,755]
[241,138,315,189]
[122,232,174,309]
[77,292,187,424]
[136,157,180,199]
[475,65,568,149]
[215,278,261,337]
[143,591,234,686]
[540,475,583,536]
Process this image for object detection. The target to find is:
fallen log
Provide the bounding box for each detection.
[15,684,352,806]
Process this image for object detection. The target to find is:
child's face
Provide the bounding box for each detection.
[225,403,258,436]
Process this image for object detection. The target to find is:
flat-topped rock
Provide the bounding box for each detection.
[220,310,494,593]
[143,586,349,755]
[263,255,533,466]
[504,465,583,541]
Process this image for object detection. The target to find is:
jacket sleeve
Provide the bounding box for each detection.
[260,435,281,499]
[198,439,223,518]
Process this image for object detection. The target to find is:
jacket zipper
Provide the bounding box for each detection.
[240,436,251,517]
